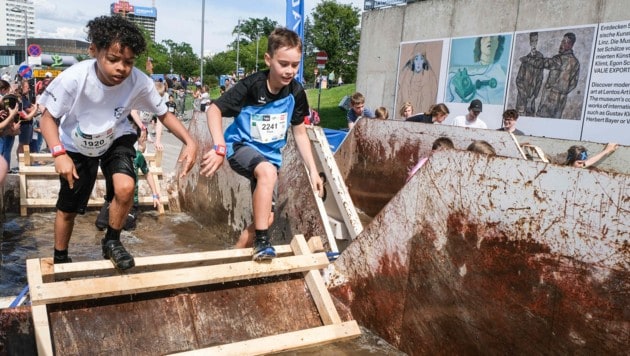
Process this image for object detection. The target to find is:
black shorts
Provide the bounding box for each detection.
[56,134,137,214]
[228,143,278,209]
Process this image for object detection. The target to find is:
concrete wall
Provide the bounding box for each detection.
[356,0,630,119]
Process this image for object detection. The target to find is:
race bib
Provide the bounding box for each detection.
[250,113,288,143]
[71,123,115,157]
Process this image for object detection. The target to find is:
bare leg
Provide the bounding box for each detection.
[235,212,274,248]
[54,210,77,251]
[108,173,135,229]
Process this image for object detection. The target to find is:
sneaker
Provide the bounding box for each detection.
[95,201,110,230]
[53,255,73,264]
[124,206,138,231]
[252,236,276,261]
[101,239,135,270]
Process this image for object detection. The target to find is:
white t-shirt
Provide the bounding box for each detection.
[39,59,167,155]
[451,115,488,129]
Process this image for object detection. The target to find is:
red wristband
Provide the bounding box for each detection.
[51,144,66,157]
[214,144,226,156]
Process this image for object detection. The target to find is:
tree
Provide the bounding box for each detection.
[307,0,361,83]
[233,17,279,43]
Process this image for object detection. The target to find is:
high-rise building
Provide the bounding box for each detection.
[0,0,35,46]
[110,0,158,41]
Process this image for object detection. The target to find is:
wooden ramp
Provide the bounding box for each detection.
[18,146,167,216]
[26,235,361,355]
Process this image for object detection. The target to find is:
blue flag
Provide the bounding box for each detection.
[286,0,305,85]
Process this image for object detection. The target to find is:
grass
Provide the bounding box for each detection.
[306,84,356,130]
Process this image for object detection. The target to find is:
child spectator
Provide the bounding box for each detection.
[406,103,450,124]
[407,137,454,182]
[375,106,389,120]
[399,102,414,120]
[467,140,496,155]
[565,143,618,168]
[38,15,197,269]
[346,92,374,129]
[497,109,524,135]
[200,27,323,261]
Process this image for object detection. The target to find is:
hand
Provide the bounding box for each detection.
[54,154,79,189]
[177,141,198,177]
[604,142,618,153]
[154,139,164,151]
[200,148,225,177]
[310,169,324,198]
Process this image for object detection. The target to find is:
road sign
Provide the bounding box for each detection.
[317,64,326,69]
[18,65,32,79]
[316,51,328,65]
[28,44,42,57]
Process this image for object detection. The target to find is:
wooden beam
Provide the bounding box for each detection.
[170,321,362,356]
[29,253,330,305]
[26,259,54,356]
[291,235,342,325]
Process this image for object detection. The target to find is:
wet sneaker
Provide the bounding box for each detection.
[101,239,135,270]
[95,201,110,230]
[53,256,73,264]
[252,236,276,261]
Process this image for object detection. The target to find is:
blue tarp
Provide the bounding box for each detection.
[323,128,348,153]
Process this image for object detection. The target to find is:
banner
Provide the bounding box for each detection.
[286,0,305,85]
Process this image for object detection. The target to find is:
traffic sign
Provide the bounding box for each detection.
[28,44,42,57]
[18,65,32,79]
[316,51,328,65]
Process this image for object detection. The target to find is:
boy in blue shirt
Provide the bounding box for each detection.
[346,92,374,129]
[200,28,323,261]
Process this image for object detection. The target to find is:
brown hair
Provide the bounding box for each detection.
[399,102,414,116]
[565,145,587,166]
[375,107,389,120]
[350,92,365,106]
[467,140,496,156]
[432,137,454,150]
[502,109,519,120]
[425,103,450,117]
[267,27,302,57]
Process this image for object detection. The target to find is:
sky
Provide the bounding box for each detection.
[32,0,364,55]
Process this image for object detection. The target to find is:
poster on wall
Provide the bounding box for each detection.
[581,20,630,144]
[505,25,596,140]
[394,39,449,120]
[443,33,513,129]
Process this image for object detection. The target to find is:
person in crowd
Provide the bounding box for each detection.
[452,99,487,129]
[406,137,454,182]
[399,102,414,120]
[346,92,375,129]
[199,85,210,112]
[0,80,21,173]
[497,109,524,135]
[13,79,39,165]
[467,140,496,156]
[374,106,389,120]
[200,27,323,261]
[565,143,618,168]
[406,103,450,124]
[38,15,197,269]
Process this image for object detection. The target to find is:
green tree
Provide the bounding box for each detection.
[307,0,361,83]
[233,17,278,43]
[161,40,199,77]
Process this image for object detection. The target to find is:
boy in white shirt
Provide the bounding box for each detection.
[39,15,197,270]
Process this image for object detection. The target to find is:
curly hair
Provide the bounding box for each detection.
[86,15,146,55]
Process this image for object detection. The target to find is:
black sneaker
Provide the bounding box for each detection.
[53,255,73,264]
[101,239,135,270]
[95,201,110,230]
[252,236,276,261]
[124,206,138,231]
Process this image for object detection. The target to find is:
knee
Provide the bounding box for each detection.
[113,176,135,201]
[254,163,277,187]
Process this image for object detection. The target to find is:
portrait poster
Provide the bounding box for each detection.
[395,39,449,120]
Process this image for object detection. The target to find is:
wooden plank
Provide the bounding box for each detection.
[30,253,330,305]
[291,235,342,325]
[51,245,298,280]
[26,259,54,356]
[170,321,362,356]
[19,169,28,216]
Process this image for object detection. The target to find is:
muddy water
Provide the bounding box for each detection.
[1,210,232,297]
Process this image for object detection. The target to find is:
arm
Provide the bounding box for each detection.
[0,104,19,132]
[40,109,79,188]
[156,111,198,177]
[154,119,164,151]
[583,143,618,168]
[292,124,324,197]
[144,171,160,208]
[129,110,145,131]
[200,103,225,177]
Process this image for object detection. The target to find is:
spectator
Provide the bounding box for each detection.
[346,92,375,129]
[406,103,450,124]
[452,99,487,129]
[399,101,415,120]
[374,106,389,120]
[467,140,496,155]
[565,143,617,168]
[407,137,454,182]
[497,109,524,135]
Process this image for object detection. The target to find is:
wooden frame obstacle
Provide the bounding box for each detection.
[26,235,361,355]
[17,145,167,216]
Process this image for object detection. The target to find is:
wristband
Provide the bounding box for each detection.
[152,194,160,199]
[214,144,226,156]
[51,144,66,157]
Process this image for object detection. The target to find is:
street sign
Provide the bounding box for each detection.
[317,64,326,69]
[28,44,42,57]
[316,51,328,65]
[18,65,32,79]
